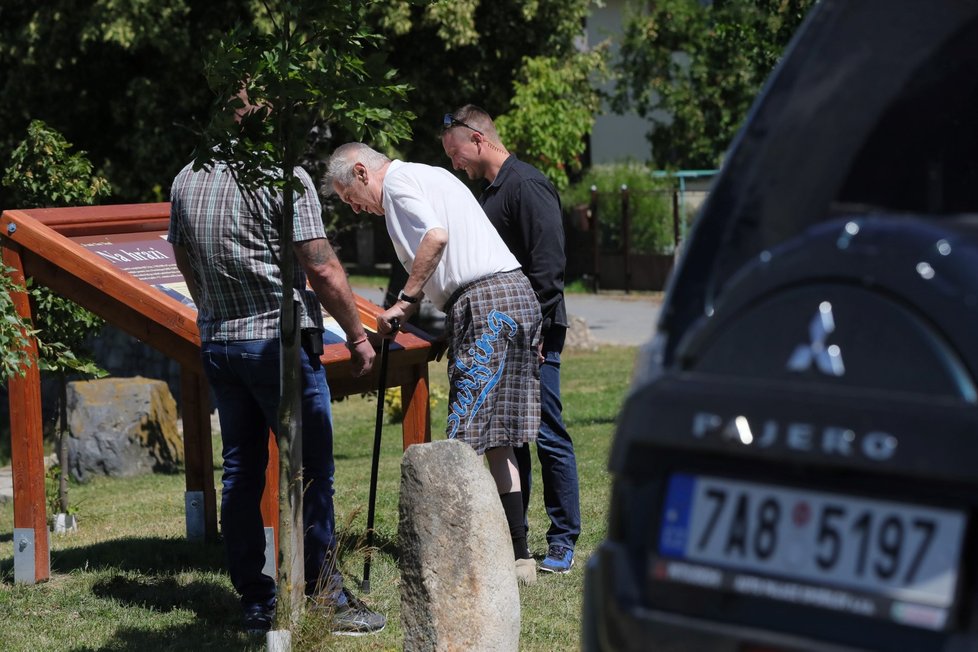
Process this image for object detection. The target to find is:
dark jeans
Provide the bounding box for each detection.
[201,338,343,608]
[516,326,582,551]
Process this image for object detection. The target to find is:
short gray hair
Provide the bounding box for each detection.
[322,142,390,195]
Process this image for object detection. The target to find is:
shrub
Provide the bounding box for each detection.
[562,163,676,254]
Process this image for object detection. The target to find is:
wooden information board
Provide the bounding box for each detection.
[1,203,433,584]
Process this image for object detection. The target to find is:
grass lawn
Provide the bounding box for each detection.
[0,345,638,651]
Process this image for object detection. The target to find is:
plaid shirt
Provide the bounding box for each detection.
[168,161,326,341]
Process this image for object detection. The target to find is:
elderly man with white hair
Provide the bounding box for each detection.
[324,142,542,584]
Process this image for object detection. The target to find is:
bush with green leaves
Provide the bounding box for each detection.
[3,120,109,379]
[0,269,36,382]
[562,163,676,254]
[2,119,109,513]
[495,48,607,191]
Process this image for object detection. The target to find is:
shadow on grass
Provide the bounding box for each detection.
[0,536,227,580]
[1,538,265,651]
[54,536,228,575]
[71,624,264,652]
[91,574,240,633]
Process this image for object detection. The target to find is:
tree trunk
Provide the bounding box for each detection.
[58,376,68,513]
[275,99,306,629]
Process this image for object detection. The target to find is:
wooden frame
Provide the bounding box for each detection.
[1,203,432,584]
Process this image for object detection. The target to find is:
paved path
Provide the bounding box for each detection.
[564,292,662,347]
[351,284,663,347]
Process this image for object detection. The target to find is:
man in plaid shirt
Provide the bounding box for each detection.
[169,133,386,635]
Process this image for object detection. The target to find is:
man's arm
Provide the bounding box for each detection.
[295,237,375,376]
[378,227,448,335]
[172,244,202,307]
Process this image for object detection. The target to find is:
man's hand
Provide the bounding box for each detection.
[348,337,376,377]
[378,304,410,336]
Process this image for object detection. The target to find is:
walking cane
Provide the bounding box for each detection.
[362,317,399,594]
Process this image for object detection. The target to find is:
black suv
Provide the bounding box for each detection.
[583,2,978,651]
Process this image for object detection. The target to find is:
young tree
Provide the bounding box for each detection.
[612,0,815,168]
[495,49,608,191]
[2,119,109,519]
[192,0,413,627]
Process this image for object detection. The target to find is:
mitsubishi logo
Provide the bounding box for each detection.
[787,301,845,377]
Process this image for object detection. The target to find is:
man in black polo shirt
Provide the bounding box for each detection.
[441,105,581,574]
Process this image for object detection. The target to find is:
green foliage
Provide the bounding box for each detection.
[0,1,256,206]
[370,0,597,167]
[46,463,82,519]
[612,0,814,168]
[0,1,597,210]
[0,266,36,383]
[192,1,414,198]
[29,279,107,378]
[2,120,108,379]
[383,383,448,424]
[562,163,676,254]
[496,48,608,191]
[3,120,111,208]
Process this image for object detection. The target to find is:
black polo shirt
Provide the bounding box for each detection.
[479,155,568,332]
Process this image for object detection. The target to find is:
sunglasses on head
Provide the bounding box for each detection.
[442,113,481,134]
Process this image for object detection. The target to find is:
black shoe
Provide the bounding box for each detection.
[242,602,275,635]
[310,588,387,636]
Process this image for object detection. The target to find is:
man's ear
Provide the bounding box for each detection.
[472,131,487,152]
[354,162,368,184]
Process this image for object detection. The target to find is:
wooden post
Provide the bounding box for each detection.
[262,434,281,573]
[179,369,218,541]
[620,184,631,294]
[589,185,600,293]
[400,363,431,449]
[2,242,50,584]
[672,187,681,253]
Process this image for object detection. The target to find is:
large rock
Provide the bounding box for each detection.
[67,376,183,482]
[399,440,520,652]
[565,314,599,351]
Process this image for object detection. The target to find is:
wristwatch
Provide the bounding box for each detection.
[398,290,420,304]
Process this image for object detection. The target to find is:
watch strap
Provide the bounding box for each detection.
[398,290,420,304]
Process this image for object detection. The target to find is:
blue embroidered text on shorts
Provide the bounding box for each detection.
[447,309,518,438]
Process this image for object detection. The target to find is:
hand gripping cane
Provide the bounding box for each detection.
[362,317,399,593]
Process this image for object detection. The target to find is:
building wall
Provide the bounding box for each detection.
[586,0,652,164]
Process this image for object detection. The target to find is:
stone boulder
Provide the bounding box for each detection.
[399,440,520,652]
[67,376,183,482]
[565,314,599,351]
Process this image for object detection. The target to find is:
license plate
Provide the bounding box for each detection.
[658,473,966,628]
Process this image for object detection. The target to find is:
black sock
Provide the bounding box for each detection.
[500,491,530,559]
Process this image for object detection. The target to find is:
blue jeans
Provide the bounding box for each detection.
[516,326,581,551]
[201,338,342,608]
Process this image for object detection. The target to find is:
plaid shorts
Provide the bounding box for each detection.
[444,270,542,454]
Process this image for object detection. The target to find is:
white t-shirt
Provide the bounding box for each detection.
[383,160,520,310]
